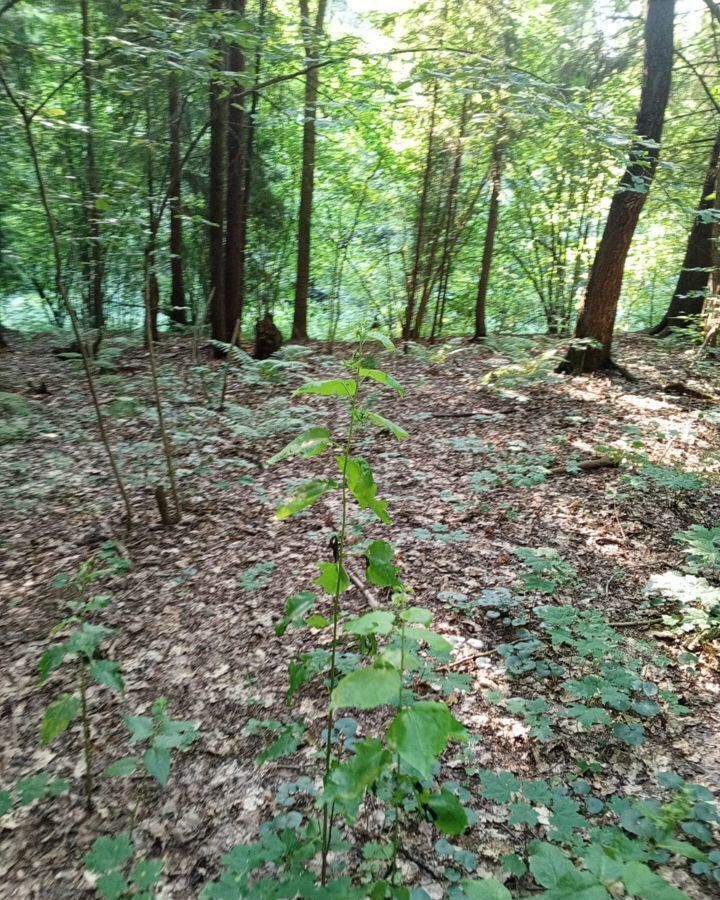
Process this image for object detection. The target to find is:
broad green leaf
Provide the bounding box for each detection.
[315,562,350,596]
[154,718,200,750]
[276,479,337,520]
[16,773,49,805]
[345,610,395,636]
[400,607,432,625]
[404,626,452,658]
[66,623,114,658]
[266,427,332,466]
[621,861,688,899]
[331,666,402,710]
[0,791,12,815]
[358,368,404,396]
[364,411,409,440]
[124,715,154,743]
[96,871,129,900]
[367,330,395,351]
[426,788,468,835]
[325,738,392,818]
[275,591,317,636]
[529,842,576,888]
[657,838,707,862]
[255,723,304,765]
[102,756,139,778]
[40,693,81,744]
[85,832,134,873]
[386,701,467,779]
[295,379,357,398]
[366,540,400,587]
[460,879,512,900]
[582,845,623,882]
[38,644,69,684]
[129,858,164,889]
[337,455,389,524]
[90,660,124,692]
[143,747,171,786]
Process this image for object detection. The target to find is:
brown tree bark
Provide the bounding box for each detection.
[292,0,328,342]
[561,0,675,373]
[209,0,228,342]
[80,0,104,331]
[650,128,720,334]
[224,0,247,342]
[403,81,439,341]
[168,69,187,326]
[474,141,503,340]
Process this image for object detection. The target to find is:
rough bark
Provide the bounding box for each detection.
[292,0,328,341]
[561,0,675,373]
[80,0,104,330]
[209,0,228,342]
[168,69,187,325]
[651,128,720,334]
[474,142,502,340]
[224,0,247,342]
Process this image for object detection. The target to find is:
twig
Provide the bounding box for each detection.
[610,617,665,629]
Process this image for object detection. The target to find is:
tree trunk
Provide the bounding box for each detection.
[650,128,720,334]
[561,0,675,373]
[224,0,247,342]
[403,81,438,341]
[80,0,104,331]
[209,0,228,342]
[474,142,503,340]
[168,69,187,325]
[292,0,327,342]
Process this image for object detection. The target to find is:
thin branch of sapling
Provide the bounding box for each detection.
[78,662,94,810]
[0,68,133,531]
[144,272,182,524]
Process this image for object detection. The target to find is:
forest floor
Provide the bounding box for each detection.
[1,331,720,899]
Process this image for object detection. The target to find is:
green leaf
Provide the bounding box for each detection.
[16,773,49,805]
[365,540,401,587]
[255,723,304,765]
[358,368,404,396]
[0,791,12,815]
[295,379,357,398]
[40,693,81,744]
[90,660,124,692]
[325,738,392,818]
[38,644,69,684]
[124,715,154,743]
[501,853,527,877]
[400,607,433,625]
[367,330,395,351]
[364,411,409,440]
[621,861,688,899]
[275,591,317,636]
[66,623,114,659]
[266,427,332,466]
[612,723,645,746]
[387,701,467,779]
[96,871,129,900]
[315,562,350,596]
[657,838,707,862]
[129,858,164,889]
[426,788,468,835]
[337,455,390,524]
[460,879,512,899]
[102,756,139,778]
[331,666,402,710]
[508,801,539,827]
[345,610,395,636]
[529,843,577,888]
[143,747,171,786]
[276,479,337,520]
[85,832,134,873]
[582,845,623,882]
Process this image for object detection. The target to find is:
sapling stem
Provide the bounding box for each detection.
[79,662,93,811]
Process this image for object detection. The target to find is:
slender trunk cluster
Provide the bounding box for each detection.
[168,69,187,326]
[473,140,503,340]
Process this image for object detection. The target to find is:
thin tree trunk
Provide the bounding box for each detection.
[168,68,187,325]
[651,127,720,334]
[144,96,160,344]
[209,0,228,342]
[80,0,104,330]
[403,80,438,341]
[561,0,675,373]
[224,0,247,342]
[474,141,503,340]
[292,0,327,341]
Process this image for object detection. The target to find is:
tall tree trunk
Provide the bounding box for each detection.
[650,128,720,334]
[209,0,228,342]
[224,0,247,342]
[168,69,187,325]
[144,95,160,344]
[80,0,104,330]
[403,81,439,341]
[474,141,503,340]
[292,0,328,342]
[561,0,675,373]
